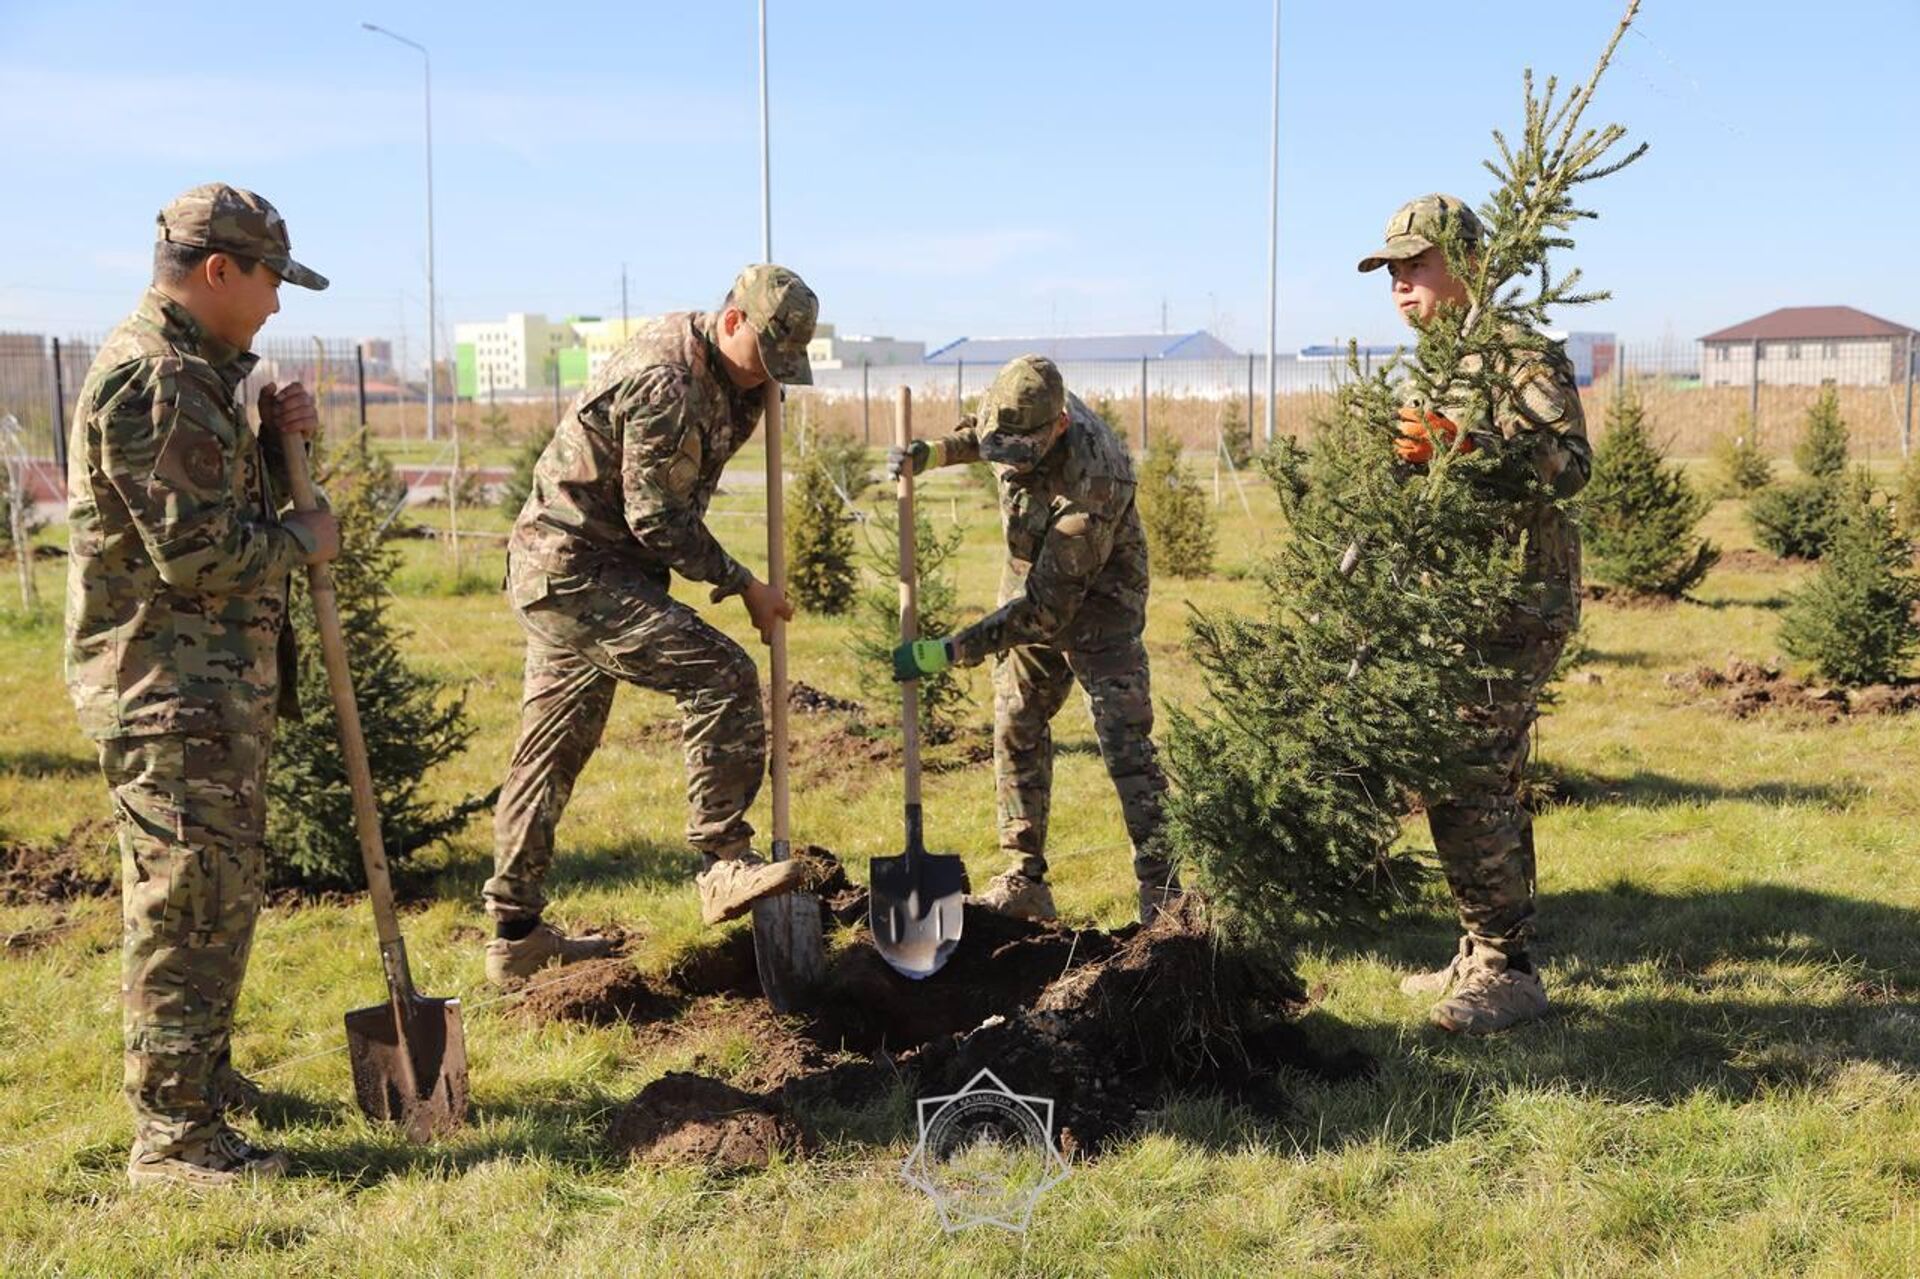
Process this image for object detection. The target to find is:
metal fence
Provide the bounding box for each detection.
[5,326,1916,489]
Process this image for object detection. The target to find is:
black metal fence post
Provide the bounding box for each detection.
[50,337,68,470]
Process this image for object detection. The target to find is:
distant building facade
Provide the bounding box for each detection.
[806,323,924,370]
[924,330,1241,365]
[454,313,587,397]
[1700,307,1917,387]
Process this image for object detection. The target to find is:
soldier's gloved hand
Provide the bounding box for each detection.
[891,638,953,682]
[1393,406,1472,465]
[741,577,795,645]
[886,441,933,480]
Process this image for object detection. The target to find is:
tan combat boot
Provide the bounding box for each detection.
[1138,872,1185,925]
[211,1058,264,1118]
[696,852,812,926]
[484,920,616,987]
[127,1126,290,1190]
[1399,936,1472,999]
[1430,948,1547,1035]
[973,871,1057,922]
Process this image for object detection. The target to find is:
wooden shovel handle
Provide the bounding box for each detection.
[894,388,922,808]
[272,399,404,949]
[764,382,790,852]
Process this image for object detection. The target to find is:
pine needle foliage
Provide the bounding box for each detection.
[1583,386,1717,597]
[849,508,970,743]
[1708,416,1772,497]
[1779,476,1920,687]
[1139,434,1217,579]
[786,444,858,616]
[1749,389,1850,559]
[498,426,553,521]
[268,431,490,890]
[1163,4,1645,934]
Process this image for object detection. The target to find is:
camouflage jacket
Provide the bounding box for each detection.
[936,393,1150,666]
[508,312,763,605]
[64,290,315,740]
[1438,328,1591,623]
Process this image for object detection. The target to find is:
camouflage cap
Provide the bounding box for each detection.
[977,355,1067,469]
[731,263,817,385]
[1356,193,1483,273]
[157,183,328,290]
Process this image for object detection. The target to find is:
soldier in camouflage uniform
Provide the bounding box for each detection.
[66,184,337,1186]
[1360,194,1591,1034]
[886,356,1180,925]
[483,265,819,985]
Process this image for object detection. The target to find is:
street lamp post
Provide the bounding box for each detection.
[363,21,438,443]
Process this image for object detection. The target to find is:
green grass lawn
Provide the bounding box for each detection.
[2,465,1917,1276]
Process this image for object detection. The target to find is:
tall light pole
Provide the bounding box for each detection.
[1264,0,1280,445]
[758,0,772,261]
[363,21,439,443]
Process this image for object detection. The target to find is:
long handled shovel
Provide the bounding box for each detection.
[750,379,826,1012]
[869,387,966,979]
[276,395,468,1141]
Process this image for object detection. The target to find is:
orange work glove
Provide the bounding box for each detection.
[1393,406,1474,464]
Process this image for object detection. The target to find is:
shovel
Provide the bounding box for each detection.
[749,378,827,1012]
[869,386,967,979]
[273,389,469,1141]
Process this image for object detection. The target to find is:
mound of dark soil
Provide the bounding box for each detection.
[786,681,865,716]
[553,851,1363,1166]
[607,1072,799,1170]
[1665,658,1920,720]
[0,819,115,906]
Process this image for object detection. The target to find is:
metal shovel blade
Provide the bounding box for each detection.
[344,993,470,1143]
[869,840,967,980]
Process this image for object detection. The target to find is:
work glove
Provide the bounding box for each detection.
[886,440,933,480]
[1393,406,1474,465]
[891,637,953,682]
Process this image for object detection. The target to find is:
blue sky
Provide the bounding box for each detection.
[1,1,1913,359]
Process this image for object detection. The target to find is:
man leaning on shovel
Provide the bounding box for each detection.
[884,355,1182,925]
[65,184,338,1187]
[483,265,822,987]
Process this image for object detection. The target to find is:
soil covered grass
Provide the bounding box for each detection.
[2,471,1918,1275]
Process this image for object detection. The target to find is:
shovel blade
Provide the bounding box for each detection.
[345,994,469,1142]
[868,850,967,980]
[752,888,826,1013]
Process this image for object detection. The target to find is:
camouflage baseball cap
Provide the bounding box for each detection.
[977,355,1067,469]
[1356,193,1483,273]
[156,183,328,290]
[731,263,817,385]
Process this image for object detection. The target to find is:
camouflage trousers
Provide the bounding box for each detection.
[1425,609,1571,958]
[486,564,764,923]
[99,729,271,1159]
[992,637,1172,886]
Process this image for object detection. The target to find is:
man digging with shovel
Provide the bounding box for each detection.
[484,265,821,986]
[885,355,1181,924]
[65,184,337,1186]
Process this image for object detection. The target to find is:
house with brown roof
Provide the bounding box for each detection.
[1700,306,1917,388]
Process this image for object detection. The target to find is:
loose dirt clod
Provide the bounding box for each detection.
[608,1072,799,1170]
[513,957,679,1026]
[0,819,116,907]
[1665,658,1920,720]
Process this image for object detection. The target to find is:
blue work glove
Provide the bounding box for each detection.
[891,638,953,681]
[885,440,933,479]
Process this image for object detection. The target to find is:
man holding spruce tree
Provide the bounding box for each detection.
[67,183,338,1185]
[484,265,820,986]
[1360,194,1590,1034]
[885,355,1181,925]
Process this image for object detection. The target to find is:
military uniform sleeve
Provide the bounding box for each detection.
[949,495,1117,665]
[100,361,307,594]
[926,415,982,468]
[1466,351,1591,501]
[612,364,753,594]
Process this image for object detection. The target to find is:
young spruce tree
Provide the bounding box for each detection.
[849,508,969,743]
[786,445,859,615]
[1748,387,1849,559]
[268,431,491,890]
[1708,414,1772,497]
[1163,7,1645,933]
[1582,385,1717,597]
[1779,475,1920,687]
[1138,433,1217,579]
